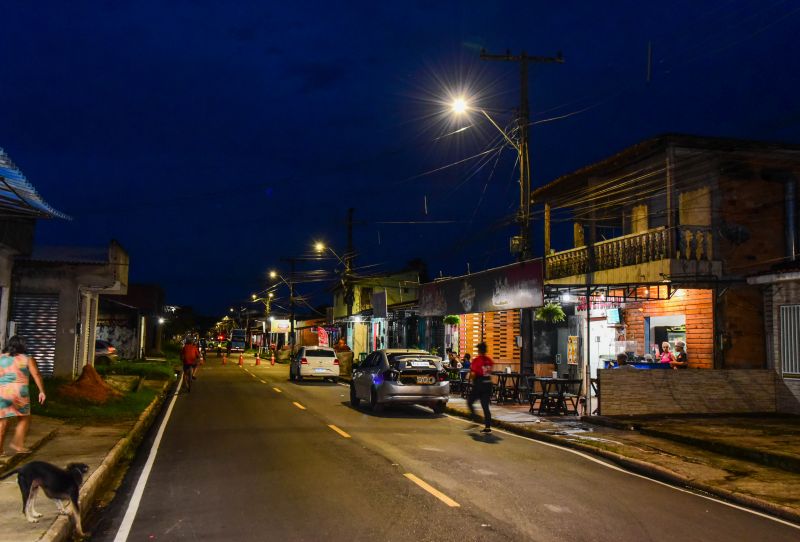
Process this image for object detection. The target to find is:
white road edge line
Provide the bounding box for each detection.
[113,376,182,542]
[444,414,800,530]
[404,473,460,507]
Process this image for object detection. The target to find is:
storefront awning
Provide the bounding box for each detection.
[0,148,69,219]
[419,259,543,316]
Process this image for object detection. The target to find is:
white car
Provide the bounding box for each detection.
[290,346,340,382]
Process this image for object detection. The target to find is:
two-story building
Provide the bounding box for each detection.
[533,134,800,385]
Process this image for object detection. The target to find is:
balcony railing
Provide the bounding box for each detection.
[546,226,714,280]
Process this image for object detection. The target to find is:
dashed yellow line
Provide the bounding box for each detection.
[260,379,267,384]
[273,387,282,393]
[403,473,460,507]
[328,424,351,438]
[292,402,306,410]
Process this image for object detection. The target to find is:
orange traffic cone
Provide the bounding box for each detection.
[238,353,244,367]
[271,353,275,366]
[255,353,261,366]
[222,353,227,365]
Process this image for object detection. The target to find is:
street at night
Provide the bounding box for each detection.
[2,3,800,541]
[84,360,798,541]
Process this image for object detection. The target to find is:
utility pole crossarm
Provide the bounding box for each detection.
[479,50,564,64]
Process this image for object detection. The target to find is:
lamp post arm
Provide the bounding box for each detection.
[480,109,519,152]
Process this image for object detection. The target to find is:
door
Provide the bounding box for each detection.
[355,352,377,398]
[10,293,59,377]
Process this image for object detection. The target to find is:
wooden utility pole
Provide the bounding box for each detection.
[479,49,564,261]
[344,207,355,317]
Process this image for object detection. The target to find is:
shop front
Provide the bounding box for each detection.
[419,260,543,367]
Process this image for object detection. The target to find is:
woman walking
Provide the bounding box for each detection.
[467,342,493,434]
[0,336,46,455]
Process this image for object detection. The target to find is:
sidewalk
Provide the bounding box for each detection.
[446,397,800,523]
[0,380,169,542]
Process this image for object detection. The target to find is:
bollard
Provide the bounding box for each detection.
[255,353,261,366]
[222,354,227,365]
[238,353,244,367]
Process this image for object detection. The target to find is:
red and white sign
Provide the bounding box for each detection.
[318,327,329,347]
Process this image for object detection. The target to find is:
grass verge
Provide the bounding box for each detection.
[31,378,164,423]
[96,360,175,380]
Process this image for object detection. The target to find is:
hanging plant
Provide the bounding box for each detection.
[443,315,461,326]
[535,302,566,324]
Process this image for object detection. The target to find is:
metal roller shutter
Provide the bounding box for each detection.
[11,294,59,377]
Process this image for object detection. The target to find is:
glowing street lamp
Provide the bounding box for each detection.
[450,97,519,152]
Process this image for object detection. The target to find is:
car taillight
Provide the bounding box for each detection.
[333,358,339,365]
[438,371,447,382]
[301,358,308,365]
[108,346,116,353]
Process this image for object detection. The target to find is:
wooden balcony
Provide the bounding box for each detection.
[546,226,719,284]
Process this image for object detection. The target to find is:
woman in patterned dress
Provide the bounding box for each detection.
[0,335,46,455]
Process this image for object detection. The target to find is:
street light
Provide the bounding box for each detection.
[269,268,296,347]
[450,95,531,261]
[314,241,355,316]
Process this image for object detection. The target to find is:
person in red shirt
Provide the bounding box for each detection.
[467,342,493,433]
[180,337,200,393]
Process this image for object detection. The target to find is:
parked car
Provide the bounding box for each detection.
[290,346,340,382]
[94,339,119,366]
[350,349,449,414]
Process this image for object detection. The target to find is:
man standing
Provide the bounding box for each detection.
[467,342,493,434]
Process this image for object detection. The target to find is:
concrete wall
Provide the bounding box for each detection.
[763,281,800,413]
[598,369,778,416]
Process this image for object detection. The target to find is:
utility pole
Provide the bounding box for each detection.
[289,258,296,348]
[481,48,563,377]
[344,207,355,317]
[479,49,564,261]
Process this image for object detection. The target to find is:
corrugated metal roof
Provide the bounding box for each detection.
[0,147,69,219]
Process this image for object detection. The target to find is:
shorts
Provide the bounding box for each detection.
[183,363,197,372]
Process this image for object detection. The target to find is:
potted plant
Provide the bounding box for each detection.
[535,302,566,324]
[442,315,461,326]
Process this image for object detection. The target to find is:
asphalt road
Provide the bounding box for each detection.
[90,359,800,541]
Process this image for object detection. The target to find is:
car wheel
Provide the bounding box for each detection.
[370,387,383,413]
[432,402,446,415]
[350,384,360,408]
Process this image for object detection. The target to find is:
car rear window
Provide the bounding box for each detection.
[305,349,336,358]
[388,355,440,370]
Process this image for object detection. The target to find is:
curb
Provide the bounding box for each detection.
[445,405,800,526]
[0,426,58,473]
[40,380,173,542]
[583,416,800,475]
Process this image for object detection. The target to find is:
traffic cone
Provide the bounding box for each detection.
[222,354,227,365]
[255,353,261,366]
[271,353,275,366]
[239,353,244,367]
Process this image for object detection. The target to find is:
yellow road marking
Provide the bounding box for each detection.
[403,473,460,507]
[293,402,306,410]
[328,425,351,438]
[260,379,267,384]
[273,387,282,393]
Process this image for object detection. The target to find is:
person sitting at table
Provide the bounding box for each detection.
[659,342,675,365]
[670,340,688,369]
[461,353,471,370]
[446,349,461,369]
[614,352,638,370]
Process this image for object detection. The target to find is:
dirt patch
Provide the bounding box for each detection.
[58,365,123,404]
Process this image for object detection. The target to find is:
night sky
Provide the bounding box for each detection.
[2,1,799,315]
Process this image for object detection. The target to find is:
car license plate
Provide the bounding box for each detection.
[416,375,435,385]
[314,368,327,373]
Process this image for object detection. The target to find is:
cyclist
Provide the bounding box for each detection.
[180,336,200,392]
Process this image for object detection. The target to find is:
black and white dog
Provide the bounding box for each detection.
[1,461,89,536]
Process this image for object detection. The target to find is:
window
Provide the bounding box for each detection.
[780,305,800,376]
[631,204,648,233]
[679,187,711,226]
[361,287,373,309]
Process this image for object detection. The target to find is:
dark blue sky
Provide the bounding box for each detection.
[2,1,799,315]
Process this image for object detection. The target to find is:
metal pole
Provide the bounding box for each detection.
[585,284,592,416]
[290,258,296,349]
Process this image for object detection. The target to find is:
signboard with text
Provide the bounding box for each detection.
[419,259,543,316]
